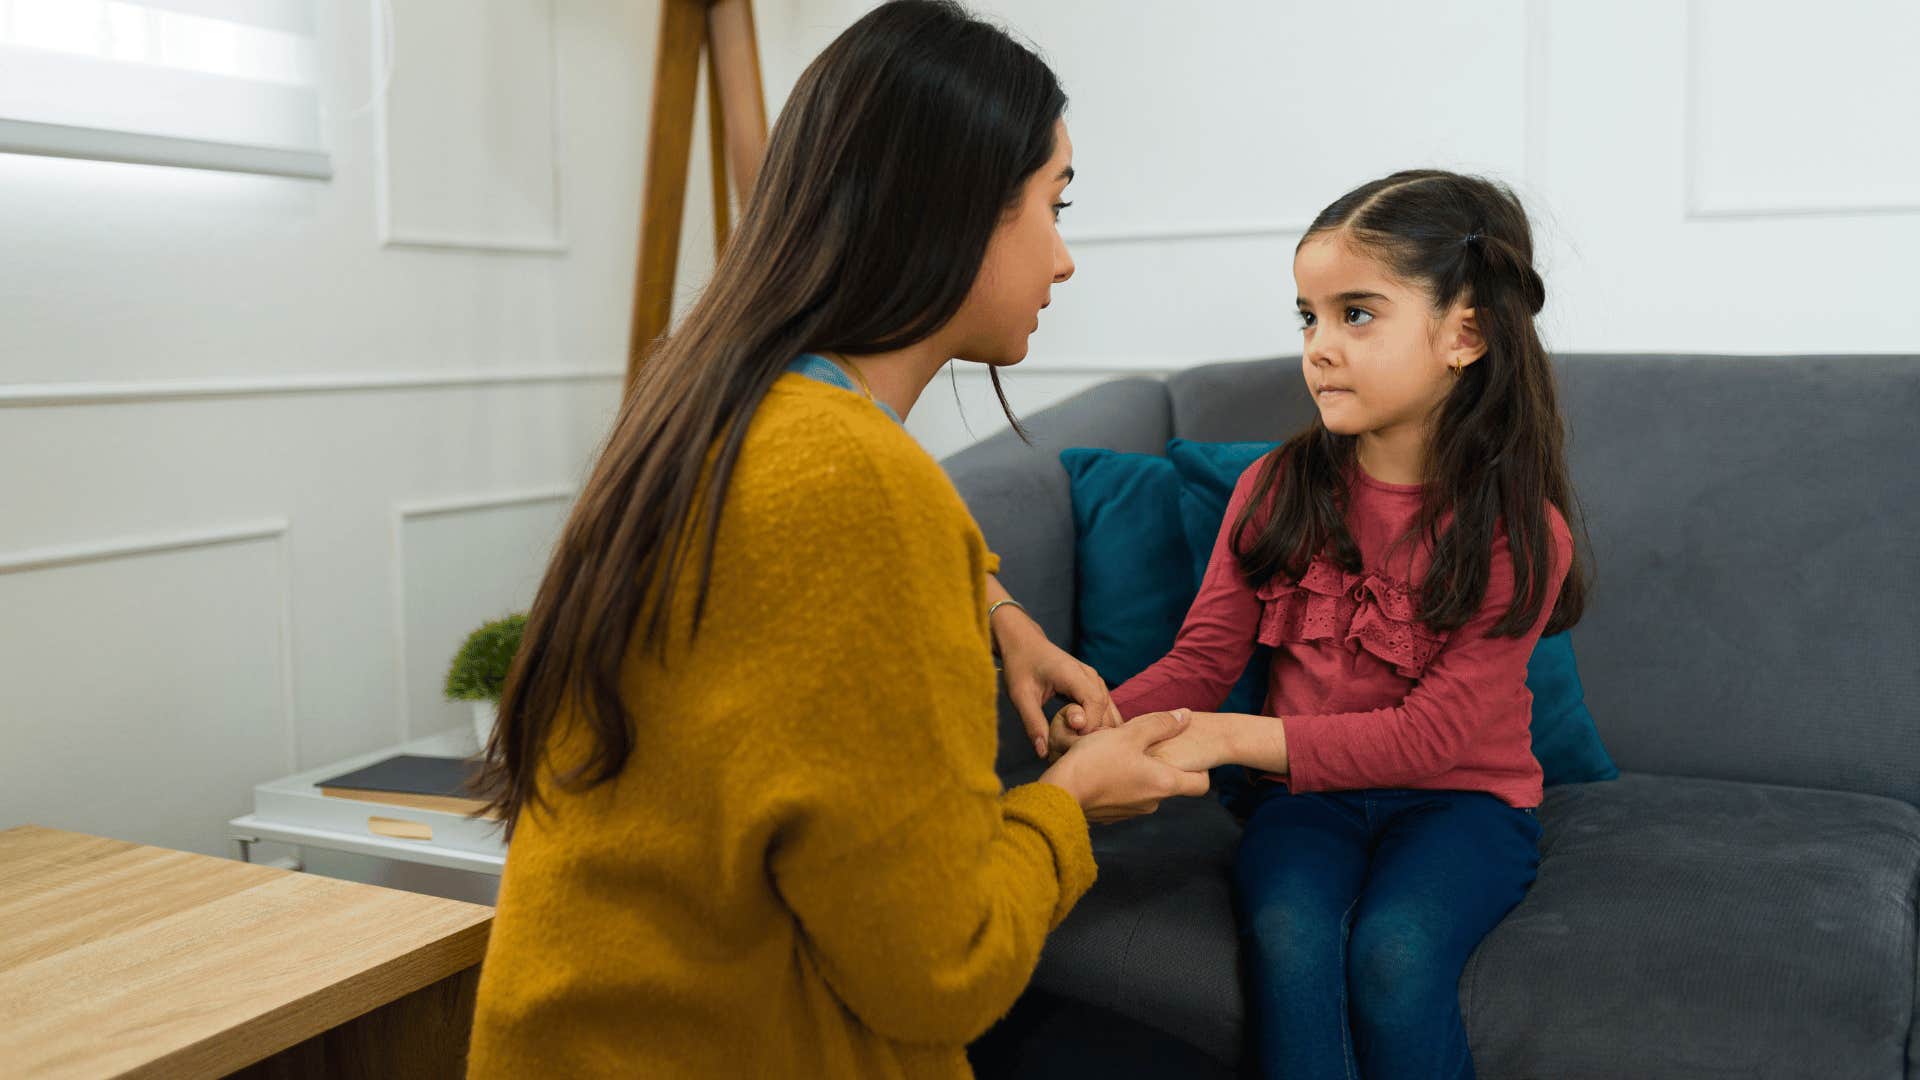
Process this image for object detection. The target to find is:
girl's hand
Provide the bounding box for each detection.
[1047,698,1122,760]
[996,610,1123,759]
[1145,711,1241,772]
[1040,709,1211,823]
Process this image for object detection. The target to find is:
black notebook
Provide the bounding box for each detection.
[318,754,482,797]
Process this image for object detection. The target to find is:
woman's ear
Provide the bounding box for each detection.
[1449,306,1488,369]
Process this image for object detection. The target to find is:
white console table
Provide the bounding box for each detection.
[229,729,505,878]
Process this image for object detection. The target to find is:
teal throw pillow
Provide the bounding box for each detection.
[1057,449,1194,690]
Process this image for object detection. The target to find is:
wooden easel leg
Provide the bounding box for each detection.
[707,48,731,258]
[706,0,769,205]
[627,0,708,385]
[626,0,770,390]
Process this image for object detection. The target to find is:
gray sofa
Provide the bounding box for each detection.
[950,355,1920,1079]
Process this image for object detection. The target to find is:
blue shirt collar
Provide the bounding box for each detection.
[785,353,903,425]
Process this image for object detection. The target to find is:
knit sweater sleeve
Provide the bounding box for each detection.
[761,428,1094,1047]
[1283,507,1574,792]
[1109,458,1267,718]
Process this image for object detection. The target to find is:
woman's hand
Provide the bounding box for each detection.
[1040,709,1211,824]
[994,601,1122,760]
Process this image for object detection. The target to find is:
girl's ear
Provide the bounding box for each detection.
[1449,306,1488,369]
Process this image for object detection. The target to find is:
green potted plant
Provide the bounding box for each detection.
[446,613,527,749]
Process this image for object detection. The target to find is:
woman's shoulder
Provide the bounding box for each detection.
[744,375,962,517]
[766,372,939,465]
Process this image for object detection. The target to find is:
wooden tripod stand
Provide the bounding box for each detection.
[626,0,769,388]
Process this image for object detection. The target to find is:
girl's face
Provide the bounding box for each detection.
[949,119,1077,365]
[1292,231,1483,444]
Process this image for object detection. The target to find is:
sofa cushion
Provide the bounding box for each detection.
[1027,792,1246,1067]
[1464,772,1920,1078]
[1551,354,1920,806]
[1164,357,1317,444]
[1025,772,1920,1077]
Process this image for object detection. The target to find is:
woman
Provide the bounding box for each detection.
[465,3,1209,1076]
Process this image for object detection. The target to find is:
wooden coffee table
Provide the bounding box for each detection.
[0,825,493,1079]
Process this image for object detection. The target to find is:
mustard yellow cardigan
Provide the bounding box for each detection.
[468,374,1096,1077]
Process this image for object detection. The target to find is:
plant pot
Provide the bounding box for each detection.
[472,700,498,751]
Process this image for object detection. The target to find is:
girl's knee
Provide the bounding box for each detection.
[1346,918,1457,1017]
[1237,895,1348,969]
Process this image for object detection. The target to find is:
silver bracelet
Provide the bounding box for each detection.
[987,598,1026,665]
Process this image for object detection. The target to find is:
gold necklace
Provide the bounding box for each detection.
[823,351,875,401]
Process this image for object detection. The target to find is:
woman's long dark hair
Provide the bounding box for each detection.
[1233,169,1587,638]
[478,0,1065,835]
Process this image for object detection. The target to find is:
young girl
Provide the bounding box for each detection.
[1054,169,1585,1079]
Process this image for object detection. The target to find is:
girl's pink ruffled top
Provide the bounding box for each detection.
[1108,455,1572,809]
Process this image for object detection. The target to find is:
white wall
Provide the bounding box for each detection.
[0,0,722,859]
[4,0,1915,864]
[764,0,1920,459]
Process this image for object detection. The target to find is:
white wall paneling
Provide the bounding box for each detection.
[0,0,662,872]
[1683,0,1920,220]
[1062,220,1308,247]
[0,367,623,407]
[373,0,565,254]
[1533,0,1920,353]
[0,521,297,857]
[390,488,574,743]
[0,382,619,857]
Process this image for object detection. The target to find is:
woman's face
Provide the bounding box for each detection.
[949,119,1077,366]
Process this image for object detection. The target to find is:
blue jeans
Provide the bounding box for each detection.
[1231,784,1543,1080]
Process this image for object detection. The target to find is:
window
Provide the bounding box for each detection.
[0,0,327,179]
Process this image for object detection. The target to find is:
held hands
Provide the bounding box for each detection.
[1040,709,1212,824]
[995,608,1123,760]
[1140,710,1240,773]
[1047,699,1120,760]
[1052,705,1240,774]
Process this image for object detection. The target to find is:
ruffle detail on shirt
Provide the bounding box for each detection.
[1254,556,1448,678]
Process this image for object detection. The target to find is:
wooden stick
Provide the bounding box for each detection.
[627,0,708,384]
[706,0,769,206]
[706,46,731,258]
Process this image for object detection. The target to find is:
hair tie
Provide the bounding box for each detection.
[1462,231,1484,246]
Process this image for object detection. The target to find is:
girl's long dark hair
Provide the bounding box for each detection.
[478,0,1064,835]
[1233,169,1587,638]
